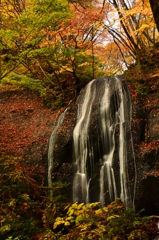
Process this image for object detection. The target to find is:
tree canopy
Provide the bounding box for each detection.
[0,0,158,108]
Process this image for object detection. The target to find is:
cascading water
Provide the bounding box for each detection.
[72,76,136,208]
[48,76,136,208]
[48,108,67,189]
[73,80,96,203]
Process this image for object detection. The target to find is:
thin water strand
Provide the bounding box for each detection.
[48,109,67,188]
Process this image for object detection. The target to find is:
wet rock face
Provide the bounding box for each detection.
[48,76,136,208]
[129,83,159,215]
[48,76,159,214]
[147,109,159,142]
[2,81,158,214]
[48,102,77,199]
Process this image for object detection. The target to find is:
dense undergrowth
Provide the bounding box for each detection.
[0,155,159,240]
[124,43,159,96]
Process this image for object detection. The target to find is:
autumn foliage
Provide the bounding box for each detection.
[0,0,159,107]
[0,1,159,239]
[0,88,62,155]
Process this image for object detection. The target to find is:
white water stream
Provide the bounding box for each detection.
[48,108,67,188]
[48,76,136,208]
[72,76,136,208]
[73,80,96,203]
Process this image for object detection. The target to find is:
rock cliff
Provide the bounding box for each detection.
[128,82,159,214]
[1,76,159,215]
[48,76,159,214]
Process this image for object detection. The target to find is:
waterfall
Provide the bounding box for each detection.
[48,108,67,188]
[73,80,96,203]
[73,76,136,208]
[48,76,136,208]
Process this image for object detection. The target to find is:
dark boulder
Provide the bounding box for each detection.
[48,76,159,215]
[48,76,136,208]
[128,83,159,215]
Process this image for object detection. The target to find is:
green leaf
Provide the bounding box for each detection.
[0,224,11,234]
[133,220,141,228]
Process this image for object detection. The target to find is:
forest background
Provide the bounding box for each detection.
[1,0,159,108]
[0,0,159,239]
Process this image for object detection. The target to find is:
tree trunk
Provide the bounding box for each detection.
[0,0,1,81]
[0,55,1,81]
[149,0,159,31]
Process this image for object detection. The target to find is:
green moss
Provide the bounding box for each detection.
[1,72,47,96]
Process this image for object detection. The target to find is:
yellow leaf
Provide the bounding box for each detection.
[64,204,70,210]
[103,207,108,212]
[68,209,74,216]
[53,217,65,229]
[66,216,74,221]
[107,214,120,221]
[71,202,78,208]
[64,221,71,226]
[86,202,100,209]
[95,209,103,215]
[77,203,84,209]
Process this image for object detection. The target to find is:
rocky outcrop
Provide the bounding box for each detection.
[128,83,159,215]
[48,77,159,215]
[1,76,159,215]
[48,76,136,208]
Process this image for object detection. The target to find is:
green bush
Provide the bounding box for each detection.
[1,155,158,239]
[0,155,43,240]
[41,198,158,240]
